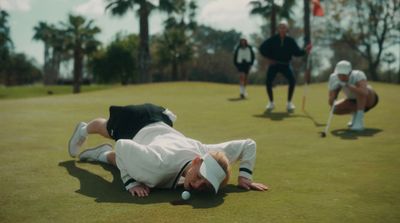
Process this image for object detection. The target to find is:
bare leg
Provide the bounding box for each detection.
[365,89,377,108]
[335,89,376,115]
[356,93,367,110]
[239,73,247,87]
[239,73,247,97]
[333,99,357,115]
[86,118,111,139]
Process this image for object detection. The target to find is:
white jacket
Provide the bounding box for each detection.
[115,122,257,190]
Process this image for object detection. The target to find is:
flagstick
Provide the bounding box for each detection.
[302,4,314,112]
[303,0,323,112]
[302,53,311,112]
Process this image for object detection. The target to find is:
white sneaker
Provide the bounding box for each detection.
[240,91,248,99]
[79,144,112,162]
[68,122,87,157]
[350,111,364,131]
[287,102,296,113]
[265,102,275,111]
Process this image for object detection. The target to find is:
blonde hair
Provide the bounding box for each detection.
[209,151,231,189]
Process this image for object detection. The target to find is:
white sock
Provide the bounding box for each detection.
[98,151,111,163]
[356,110,364,119]
[79,125,88,137]
[240,85,244,94]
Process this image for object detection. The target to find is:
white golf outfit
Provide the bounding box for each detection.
[115,122,256,191]
[328,70,370,98]
[236,47,253,63]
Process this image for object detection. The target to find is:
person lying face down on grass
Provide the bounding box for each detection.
[68,103,268,197]
[328,60,379,131]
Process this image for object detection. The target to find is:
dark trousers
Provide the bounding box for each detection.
[265,64,296,102]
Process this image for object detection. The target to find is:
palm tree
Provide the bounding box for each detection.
[33,22,54,84]
[0,10,13,50]
[63,14,101,93]
[249,0,296,36]
[157,0,197,80]
[0,10,13,74]
[105,0,159,83]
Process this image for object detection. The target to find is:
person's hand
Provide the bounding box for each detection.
[128,184,150,197]
[238,176,268,191]
[305,43,312,54]
[339,81,348,87]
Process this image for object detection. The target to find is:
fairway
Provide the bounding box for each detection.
[0,82,399,223]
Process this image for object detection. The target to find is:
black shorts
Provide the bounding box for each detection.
[106,103,173,140]
[236,63,251,74]
[347,92,379,112]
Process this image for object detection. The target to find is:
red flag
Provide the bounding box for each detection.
[312,0,324,17]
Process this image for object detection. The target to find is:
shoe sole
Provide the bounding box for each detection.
[79,143,112,161]
[68,122,84,158]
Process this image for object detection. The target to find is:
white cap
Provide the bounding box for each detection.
[334,60,352,75]
[199,153,226,193]
[278,19,289,28]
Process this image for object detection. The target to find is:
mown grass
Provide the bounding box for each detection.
[0,82,399,223]
[0,84,116,100]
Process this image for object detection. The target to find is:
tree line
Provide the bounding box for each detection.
[0,0,399,93]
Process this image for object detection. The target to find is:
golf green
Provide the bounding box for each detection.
[0,82,399,223]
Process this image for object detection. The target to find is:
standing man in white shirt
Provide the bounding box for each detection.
[328,60,379,131]
[68,104,268,197]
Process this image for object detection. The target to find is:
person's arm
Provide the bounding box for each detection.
[329,89,340,106]
[116,155,151,197]
[328,74,341,106]
[205,139,268,191]
[259,39,271,59]
[345,80,369,97]
[233,47,239,67]
[115,139,158,197]
[259,38,277,65]
[291,38,309,57]
[249,46,255,65]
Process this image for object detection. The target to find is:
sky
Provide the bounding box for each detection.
[0,0,264,65]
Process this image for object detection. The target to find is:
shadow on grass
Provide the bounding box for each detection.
[227,97,246,102]
[331,128,383,140]
[298,110,325,127]
[253,111,298,121]
[58,160,248,208]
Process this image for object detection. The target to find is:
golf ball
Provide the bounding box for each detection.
[181,191,191,200]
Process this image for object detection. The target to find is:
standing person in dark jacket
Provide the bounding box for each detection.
[259,20,312,112]
[233,38,255,99]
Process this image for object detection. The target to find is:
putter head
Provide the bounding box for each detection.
[319,132,326,138]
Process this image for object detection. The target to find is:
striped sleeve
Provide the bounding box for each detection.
[205,139,257,180]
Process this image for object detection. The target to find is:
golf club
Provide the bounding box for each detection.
[320,100,336,138]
